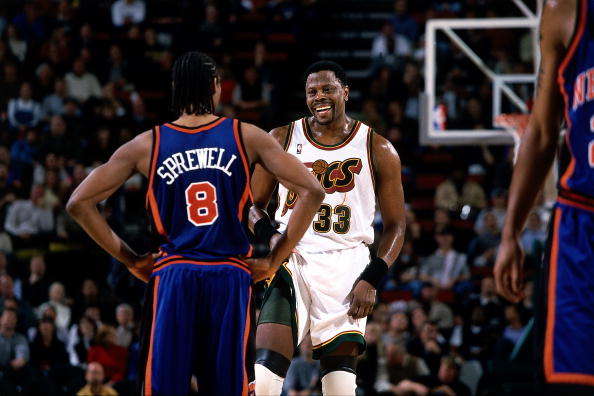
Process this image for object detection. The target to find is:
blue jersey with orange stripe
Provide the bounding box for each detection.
[558,0,594,198]
[146,117,253,260]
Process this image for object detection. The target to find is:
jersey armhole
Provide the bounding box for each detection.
[367,127,377,192]
[282,122,295,152]
[558,0,587,79]
[235,120,254,224]
[145,126,160,209]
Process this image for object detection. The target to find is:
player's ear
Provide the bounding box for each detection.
[343,85,349,102]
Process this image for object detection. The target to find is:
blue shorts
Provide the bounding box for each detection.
[138,256,255,396]
[537,192,594,391]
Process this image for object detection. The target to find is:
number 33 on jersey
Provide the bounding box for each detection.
[275,118,376,253]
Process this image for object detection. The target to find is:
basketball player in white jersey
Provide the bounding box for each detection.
[250,61,406,395]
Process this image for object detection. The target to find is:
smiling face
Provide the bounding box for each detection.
[305,70,348,125]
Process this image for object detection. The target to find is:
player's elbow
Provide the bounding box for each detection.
[65,196,83,218]
[308,182,325,204]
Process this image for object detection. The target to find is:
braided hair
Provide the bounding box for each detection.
[171,51,218,116]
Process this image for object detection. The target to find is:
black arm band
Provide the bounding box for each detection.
[359,257,389,289]
[254,217,280,245]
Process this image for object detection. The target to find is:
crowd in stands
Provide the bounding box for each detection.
[0,0,543,395]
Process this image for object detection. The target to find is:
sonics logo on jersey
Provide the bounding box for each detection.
[281,158,362,216]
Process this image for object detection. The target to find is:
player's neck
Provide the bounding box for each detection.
[173,113,220,128]
[309,113,352,137]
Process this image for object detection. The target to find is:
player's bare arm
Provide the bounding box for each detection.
[348,133,406,319]
[66,131,155,282]
[242,122,324,281]
[248,125,289,238]
[495,0,575,302]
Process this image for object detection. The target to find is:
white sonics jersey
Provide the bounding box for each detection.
[275,117,376,253]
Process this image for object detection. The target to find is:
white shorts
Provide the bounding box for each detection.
[285,244,369,358]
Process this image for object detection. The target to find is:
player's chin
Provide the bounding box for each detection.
[313,113,334,125]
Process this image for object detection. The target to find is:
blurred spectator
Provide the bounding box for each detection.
[4,185,54,250]
[474,187,507,232]
[111,0,146,28]
[371,21,412,73]
[37,282,71,332]
[22,255,51,307]
[6,24,27,62]
[64,58,102,104]
[0,274,36,331]
[283,336,320,396]
[128,95,152,132]
[103,45,130,88]
[197,4,224,52]
[420,228,470,292]
[435,165,487,213]
[376,339,430,395]
[71,279,113,325]
[41,78,67,119]
[40,169,64,212]
[114,304,134,348]
[34,63,54,101]
[77,361,118,396]
[87,325,128,385]
[7,81,42,129]
[382,310,412,349]
[0,62,20,112]
[40,115,81,161]
[29,317,69,381]
[67,315,97,368]
[390,0,418,42]
[232,66,271,123]
[466,277,504,329]
[468,210,501,267]
[409,283,454,331]
[502,304,528,347]
[10,128,39,171]
[416,355,471,396]
[0,307,30,393]
[450,305,492,362]
[357,322,381,395]
[407,320,447,377]
[386,238,421,289]
[520,211,546,259]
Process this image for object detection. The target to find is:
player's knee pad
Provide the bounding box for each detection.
[319,355,357,377]
[255,348,291,378]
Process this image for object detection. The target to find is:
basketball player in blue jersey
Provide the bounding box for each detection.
[249,61,406,395]
[66,51,324,396]
[495,0,594,394]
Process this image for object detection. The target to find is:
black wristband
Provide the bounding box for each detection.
[359,257,389,289]
[254,217,280,245]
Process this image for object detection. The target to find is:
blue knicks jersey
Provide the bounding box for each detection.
[146,117,253,260]
[558,0,594,197]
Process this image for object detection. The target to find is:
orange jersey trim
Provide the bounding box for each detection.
[233,120,253,223]
[242,287,252,396]
[544,205,594,386]
[557,197,594,213]
[144,276,160,396]
[146,126,167,236]
[153,259,251,275]
[557,0,588,190]
[163,117,226,133]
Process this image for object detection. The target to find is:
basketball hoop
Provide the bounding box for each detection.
[494,113,530,163]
